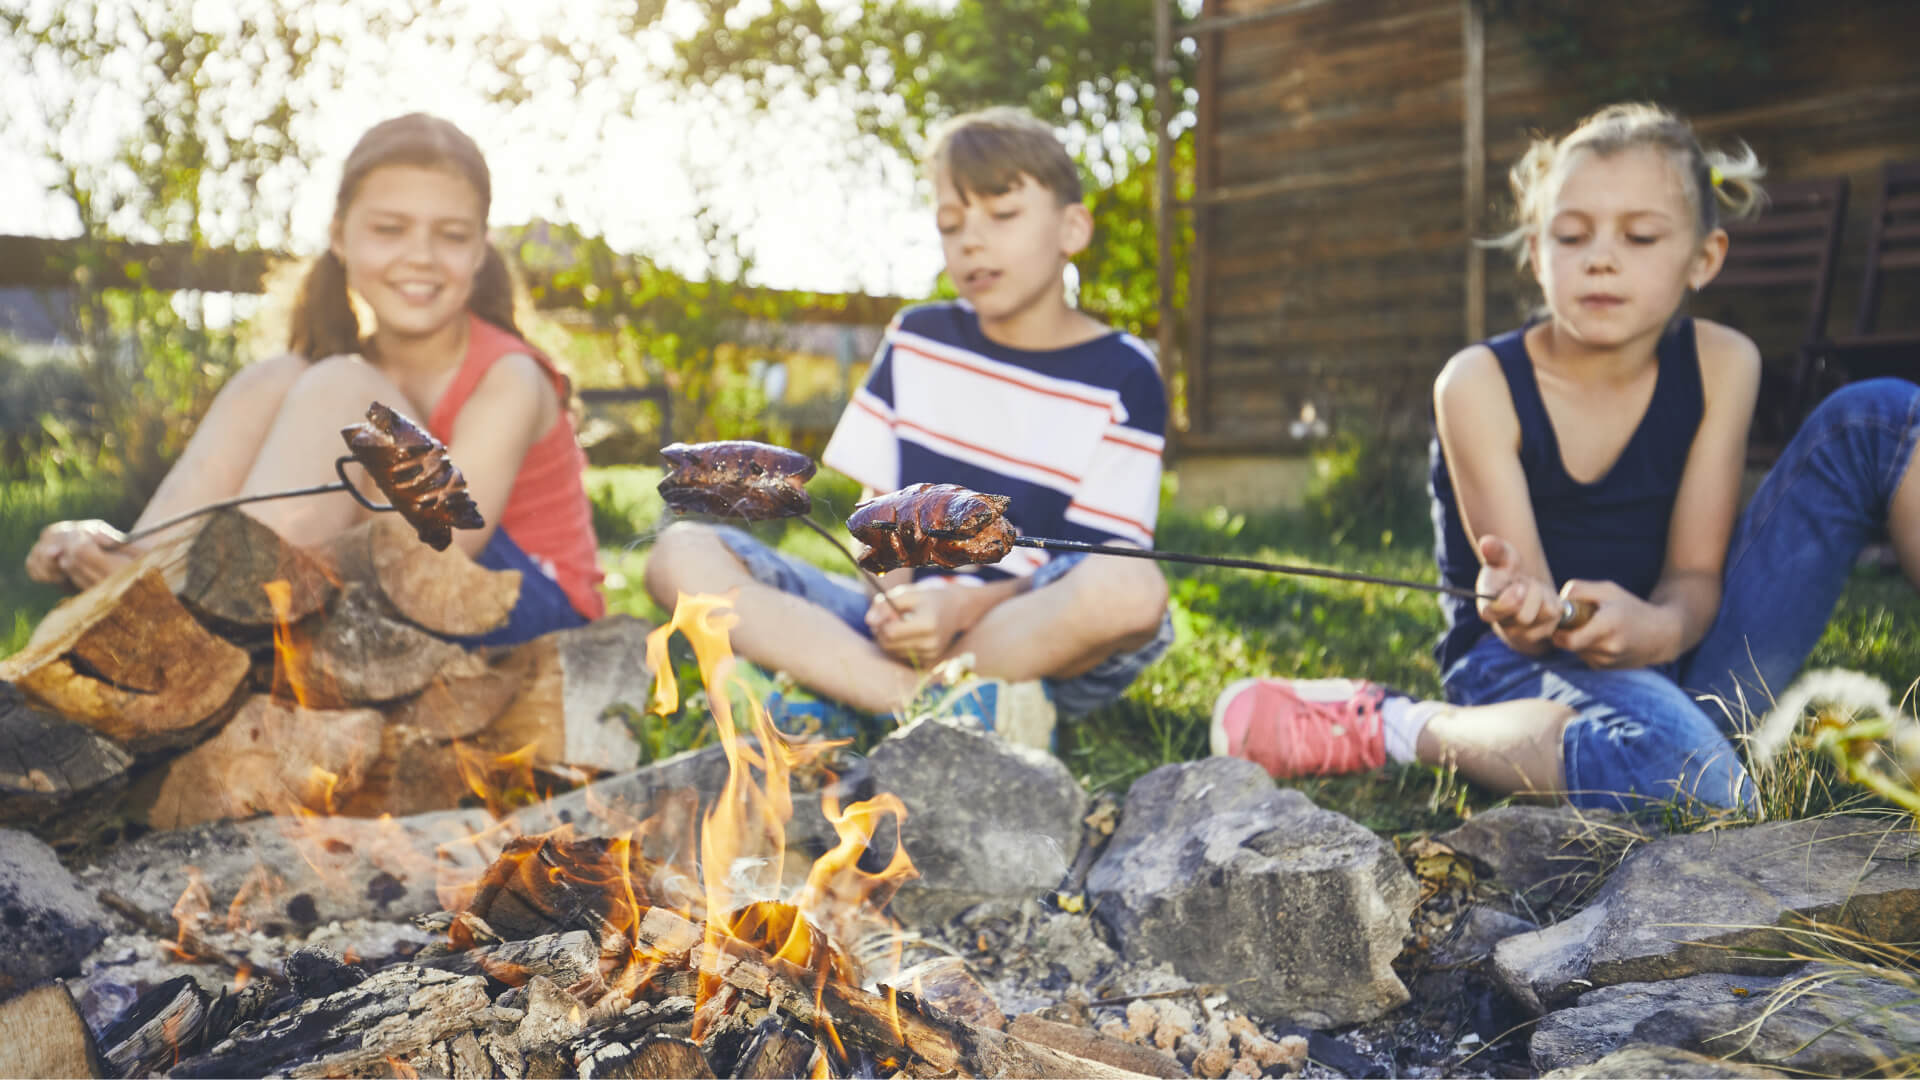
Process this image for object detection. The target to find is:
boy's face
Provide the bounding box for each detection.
[935,168,1091,326]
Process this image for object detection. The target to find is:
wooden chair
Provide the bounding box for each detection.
[1799,160,1920,402]
[1701,175,1849,459]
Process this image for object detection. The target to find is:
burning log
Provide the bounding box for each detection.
[0,982,107,1080]
[730,1018,819,1080]
[583,1032,716,1079]
[1006,1014,1189,1079]
[171,507,336,635]
[134,695,384,829]
[0,558,249,752]
[889,955,1006,1032]
[421,929,606,990]
[322,514,519,638]
[0,683,131,839]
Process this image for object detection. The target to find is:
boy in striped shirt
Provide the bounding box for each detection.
[645,108,1172,743]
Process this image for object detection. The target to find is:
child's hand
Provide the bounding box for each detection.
[866,583,971,667]
[25,519,133,591]
[1474,534,1561,653]
[1552,579,1682,669]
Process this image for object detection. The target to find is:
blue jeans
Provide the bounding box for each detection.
[453,528,590,647]
[1442,379,1920,813]
[714,525,1175,715]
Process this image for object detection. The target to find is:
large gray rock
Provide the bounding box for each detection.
[0,829,110,994]
[1541,1043,1787,1078]
[1531,974,1782,1071]
[867,718,1087,926]
[1085,757,1419,1027]
[1438,804,1639,913]
[1632,968,1920,1077]
[1494,814,1920,1011]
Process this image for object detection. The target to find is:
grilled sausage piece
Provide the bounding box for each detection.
[846,483,1016,573]
[657,441,817,521]
[340,402,486,551]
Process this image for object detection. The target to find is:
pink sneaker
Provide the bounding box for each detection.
[1211,677,1389,778]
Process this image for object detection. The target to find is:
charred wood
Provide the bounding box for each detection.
[580,1033,715,1080]
[284,947,370,999]
[0,683,131,841]
[731,1017,820,1080]
[98,974,211,1078]
[170,965,491,1078]
[420,929,603,990]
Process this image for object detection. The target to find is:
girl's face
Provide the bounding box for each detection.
[331,164,487,342]
[1530,145,1726,350]
[934,169,1090,329]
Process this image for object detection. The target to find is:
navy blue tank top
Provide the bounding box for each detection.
[1429,319,1704,672]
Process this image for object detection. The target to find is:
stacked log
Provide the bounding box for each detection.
[0,510,652,840]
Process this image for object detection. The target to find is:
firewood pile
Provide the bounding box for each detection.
[0,508,650,842]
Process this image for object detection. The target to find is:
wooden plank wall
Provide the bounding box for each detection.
[1185,0,1920,453]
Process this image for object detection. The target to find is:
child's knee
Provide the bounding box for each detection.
[294,352,410,403]
[1807,377,1919,433]
[1057,557,1166,638]
[643,521,717,594]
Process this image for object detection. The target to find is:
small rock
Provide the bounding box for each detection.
[1192,1045,1235,1078]
[0,829,110,995]
[1541,1042,1787,1078]
[1432,905,1539,967]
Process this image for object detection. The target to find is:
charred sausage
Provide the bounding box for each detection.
[340,402,485,551]
[657,440,817,521]
[845,483,1016,573]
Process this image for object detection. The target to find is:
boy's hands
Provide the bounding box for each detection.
[25,519,134,591]
[1551,579,1684,670]
[1474,534,1562,654]
[865,581,984,667]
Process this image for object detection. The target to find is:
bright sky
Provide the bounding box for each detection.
[0,0,949,297]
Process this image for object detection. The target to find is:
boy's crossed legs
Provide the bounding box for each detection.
[643,521,1172,718]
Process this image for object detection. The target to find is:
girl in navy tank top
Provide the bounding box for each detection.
[1213,104,1920,814]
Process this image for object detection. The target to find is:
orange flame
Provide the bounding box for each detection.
[452,740,542,817]
[263,579,321,707]
[168,866,211,961]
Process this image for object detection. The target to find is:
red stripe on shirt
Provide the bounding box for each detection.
[1067,500,1156,538]
[894,340,1120,414]
[895,417,1081,484]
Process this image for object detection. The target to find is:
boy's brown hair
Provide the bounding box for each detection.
[926,107,1083,205]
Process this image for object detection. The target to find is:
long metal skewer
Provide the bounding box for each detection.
[108,457,398,549]
[1010,535,1593,628]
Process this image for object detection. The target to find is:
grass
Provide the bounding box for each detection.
[0,475,126,656]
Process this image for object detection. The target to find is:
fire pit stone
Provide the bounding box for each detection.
[0,828,110,996]
[1085,756,1421,1029]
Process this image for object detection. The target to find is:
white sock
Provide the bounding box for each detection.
[1382,697,1445,764]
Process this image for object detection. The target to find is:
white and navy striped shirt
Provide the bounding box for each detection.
[822,301,1166,583]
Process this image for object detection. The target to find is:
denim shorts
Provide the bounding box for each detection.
[714,525,1174,715]
[1440,378,1920,815]
[452,527,590,647]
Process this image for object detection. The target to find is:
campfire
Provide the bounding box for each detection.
[8,570,1176,1078]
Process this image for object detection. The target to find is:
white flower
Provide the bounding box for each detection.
[1749,668,1899,765]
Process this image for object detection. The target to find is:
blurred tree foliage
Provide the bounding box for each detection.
[0,0,346,506]
[662,0,1197,343]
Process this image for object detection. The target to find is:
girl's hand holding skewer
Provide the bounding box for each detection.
[1552,579,1684,670]
[26,519,135,591]
[1474,535,1563,654]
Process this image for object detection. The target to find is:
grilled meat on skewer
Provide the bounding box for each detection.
[845,483,1016,574]
[657,441,818,521]
[340,402,485,551]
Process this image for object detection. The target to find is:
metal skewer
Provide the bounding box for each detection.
[1010,535,1593,629]
[792,514,906,616]
[108,456,401,550]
